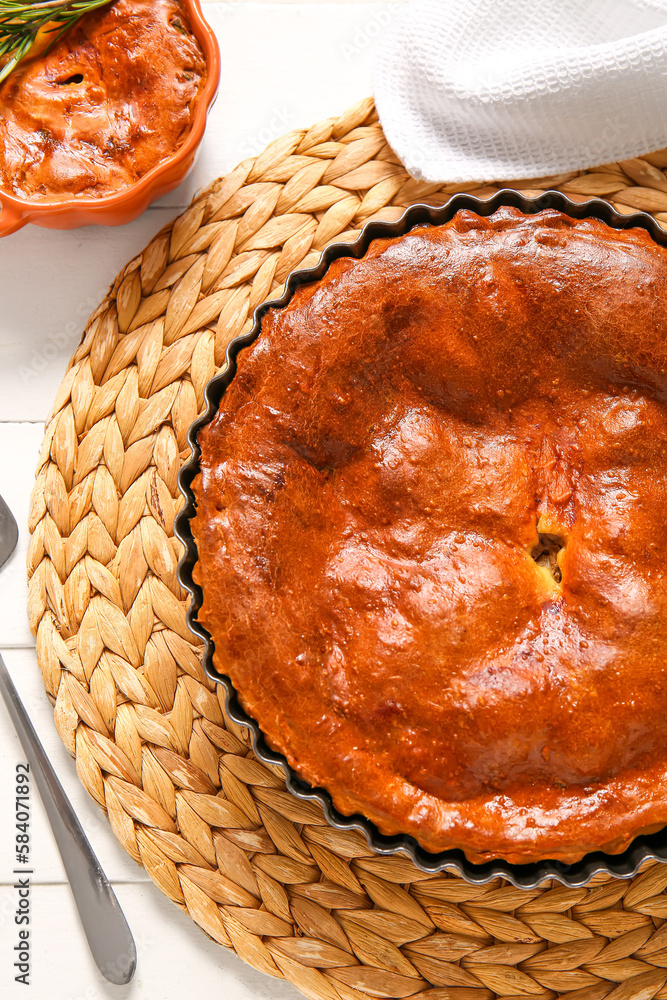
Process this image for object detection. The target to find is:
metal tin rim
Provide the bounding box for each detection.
[175,188,667,888]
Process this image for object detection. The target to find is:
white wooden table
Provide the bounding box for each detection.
[0,3,404,995]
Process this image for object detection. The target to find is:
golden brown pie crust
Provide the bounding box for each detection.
[0,0,206,201]
[193,207,667,864]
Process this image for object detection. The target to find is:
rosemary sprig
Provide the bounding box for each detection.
[0,0,111,84]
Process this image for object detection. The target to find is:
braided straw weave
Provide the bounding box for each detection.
[26,96,667,1000]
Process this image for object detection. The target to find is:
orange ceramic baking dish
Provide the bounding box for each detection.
[0,0,220,237]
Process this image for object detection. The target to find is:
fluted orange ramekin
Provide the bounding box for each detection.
[0,0,220,237]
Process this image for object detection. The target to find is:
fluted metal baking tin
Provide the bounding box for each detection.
[176,189,667,888]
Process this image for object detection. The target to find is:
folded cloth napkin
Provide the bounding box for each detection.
[373,0,667,183]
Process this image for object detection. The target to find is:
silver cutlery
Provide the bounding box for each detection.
[0,493,18,571]
[0,494,136,985]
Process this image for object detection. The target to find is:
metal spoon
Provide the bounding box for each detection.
[0,494,136,984]
[0,493,18,569]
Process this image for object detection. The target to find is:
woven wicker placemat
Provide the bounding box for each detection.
[27,96,667,1000]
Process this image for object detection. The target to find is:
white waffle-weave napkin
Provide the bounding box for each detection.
[373,0,667,183]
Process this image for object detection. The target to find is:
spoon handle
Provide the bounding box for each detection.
[0,653,136,985]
